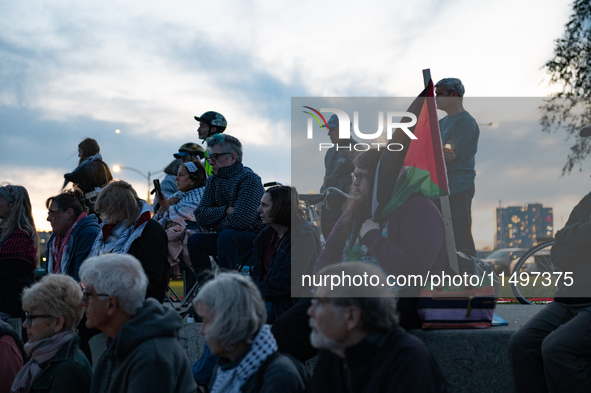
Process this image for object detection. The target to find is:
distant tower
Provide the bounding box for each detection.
[495,203,553,249]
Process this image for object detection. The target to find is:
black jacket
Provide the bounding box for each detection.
[552,191,591,301]
[308,327,447,393]
[64,159,112,194]
[29,335,92,393]
[252,218,321,304]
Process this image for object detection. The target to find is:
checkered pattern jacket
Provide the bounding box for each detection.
[195,162,265,233]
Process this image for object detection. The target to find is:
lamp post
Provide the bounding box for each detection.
[112,165,163,204]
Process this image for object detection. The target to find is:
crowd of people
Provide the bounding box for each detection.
[0,78,589,393]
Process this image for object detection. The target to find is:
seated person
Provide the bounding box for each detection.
[12,274,91,393]
[155,161,206,279]
[188,134,264,277]
[0,320,26,393]
[45,188,101,363]
[79,254,196,393]
[307,262,447,393]
[45,188,100,281]
[508,189,591,393]
[88,180,169,303]
[0,184,36,320]
[254,185,321,323]
[194,273,308,393]
[273,149,449,363]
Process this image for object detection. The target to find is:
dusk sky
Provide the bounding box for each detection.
[0,0,584,249]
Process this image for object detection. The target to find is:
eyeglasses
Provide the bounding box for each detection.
[80,286,110,304]
[47,208,62,217]
[351,172,369,182]
[207,152,233,163]
[24,311,54,326]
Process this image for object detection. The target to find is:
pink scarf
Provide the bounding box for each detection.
[11,331,75,393]
[50,212,87,274]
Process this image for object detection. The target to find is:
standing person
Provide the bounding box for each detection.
[194,111,227,176]
[80,254,196,393]
[63,138,113,214]
[0,184,36,320]
[307,263,447,393]
[188,134,264,277]
[319,114,357,240]
[88,181,169,303]
[11,274,92,393]
[434,78,479,257]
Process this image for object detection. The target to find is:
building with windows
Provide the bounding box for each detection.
[495,203,553,249]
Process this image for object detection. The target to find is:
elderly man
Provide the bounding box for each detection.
[79,253,196,393]
[434,78,479,257]
[307,262,447,393]
[188,134,264,277]
[195,111,227,176]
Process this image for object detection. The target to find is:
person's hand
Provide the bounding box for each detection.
[360,218,380,238]
[225,206,234,215]
[443,147,457,162]
[168,197,180,206]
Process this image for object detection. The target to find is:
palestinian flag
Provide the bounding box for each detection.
[372,79,449,222]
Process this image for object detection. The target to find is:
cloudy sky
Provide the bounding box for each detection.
[0,0,584,248]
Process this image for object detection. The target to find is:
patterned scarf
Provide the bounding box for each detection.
[210,325,278,393]
[89,201,152,256]
[72,153,103,173]
[50,212,87,274]
[158,188,203,227]
[11,331,75,393]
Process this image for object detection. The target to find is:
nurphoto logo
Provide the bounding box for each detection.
[302,106,418,151]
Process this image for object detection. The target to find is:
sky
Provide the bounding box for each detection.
[0,0,583,249]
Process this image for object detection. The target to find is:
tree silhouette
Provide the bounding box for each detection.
[541,0,591,174]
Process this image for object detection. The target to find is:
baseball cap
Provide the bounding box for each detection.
[174,143,205,159]
[194,111,227,130]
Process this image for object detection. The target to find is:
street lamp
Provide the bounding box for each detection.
[112,165,163,204]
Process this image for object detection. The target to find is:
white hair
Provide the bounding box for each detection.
[79,254,148,315]
[194,273,266,351]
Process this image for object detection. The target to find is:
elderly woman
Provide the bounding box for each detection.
[11,274,91,393]
[254,185,321,323]
[63,138,112,213]
[194,273,307,393]
[0,184,36,320]
[88,180,169,303]
[155,161,206,278]
[45,188,100,281]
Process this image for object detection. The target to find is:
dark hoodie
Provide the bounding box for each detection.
[90,299,197,393]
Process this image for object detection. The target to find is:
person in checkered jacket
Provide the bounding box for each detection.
[188,134,264,279]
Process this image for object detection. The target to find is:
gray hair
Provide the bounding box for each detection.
[435,78,465,97]
[316,262,398,332]
[206,134,243,163]
[22,274,84,332]
[194,273,266,351]
[79,254,148,315]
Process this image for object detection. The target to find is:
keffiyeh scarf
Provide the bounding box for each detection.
[158,188,203,228]
[210,325,278,393]
[89,201,152,256]
[11,331,75,393]
[72,153,103,173]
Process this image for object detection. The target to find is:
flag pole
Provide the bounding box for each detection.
[422,69,459,274]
